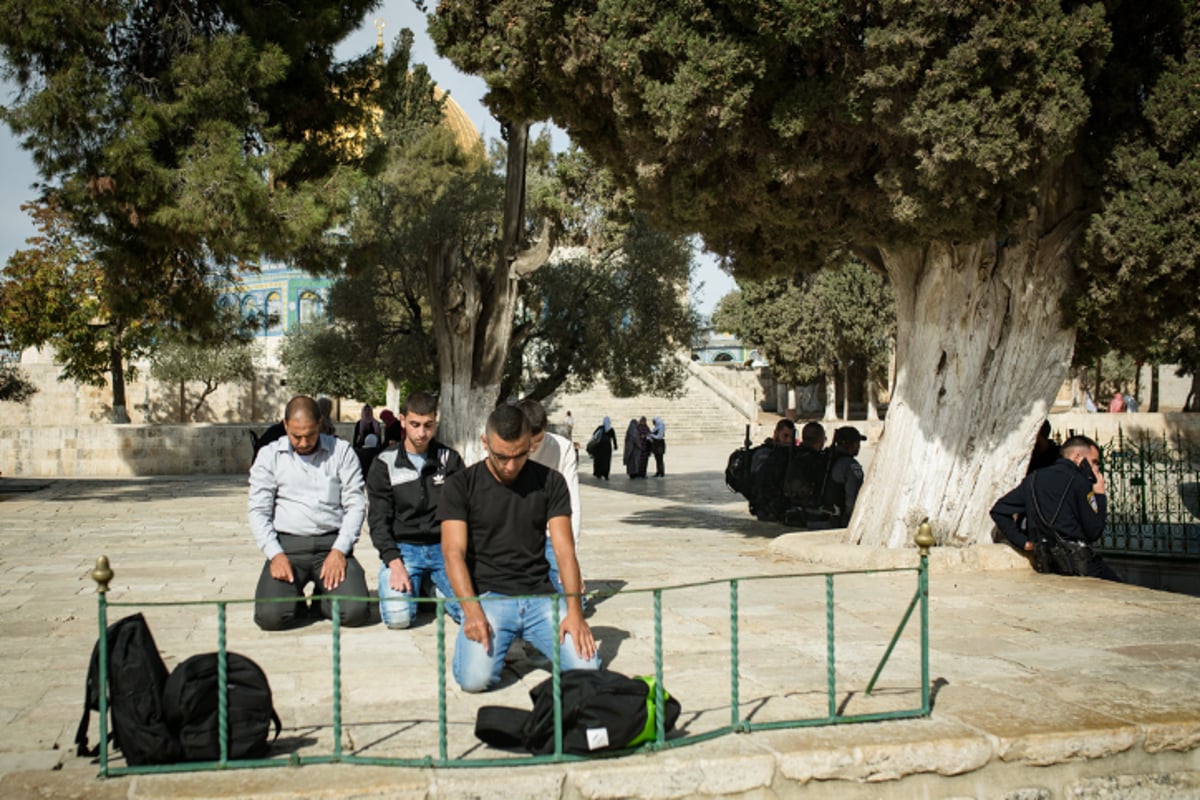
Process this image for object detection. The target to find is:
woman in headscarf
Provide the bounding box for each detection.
[353,404,381,448]
[378,409,403,447]
[589,416,618,479]
[624,418,648,478]
[648,416,666,477]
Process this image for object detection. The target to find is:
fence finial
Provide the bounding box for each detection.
[92,555,113,594]
[915,520,935,556]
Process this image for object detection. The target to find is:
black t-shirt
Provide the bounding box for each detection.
[437,460,571,596]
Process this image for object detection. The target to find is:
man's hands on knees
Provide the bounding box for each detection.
[462,605,494,654]
[320,549,348,591]
[388,559,412,593]
[560,614,597,661]
[269,553,294,583]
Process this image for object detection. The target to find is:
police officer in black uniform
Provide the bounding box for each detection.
[990,434,1121,581]
[827,426,867,527]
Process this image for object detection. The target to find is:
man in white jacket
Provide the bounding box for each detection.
[517,399,582,595]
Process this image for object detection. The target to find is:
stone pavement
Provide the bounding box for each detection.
[1,442,1199,799]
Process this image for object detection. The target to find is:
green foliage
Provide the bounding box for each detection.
[431,0,1113,274]
[433,1,1199,376]
[1069,3,1200,382]
[713,259,894,388]
[0,199,153,388]
[319,38,700,404]
[0,361,36,403]
[0,0,380,348]
[148,311,260,421]
[279,322,386,406]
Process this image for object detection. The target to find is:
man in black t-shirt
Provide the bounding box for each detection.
[439,404,601,692]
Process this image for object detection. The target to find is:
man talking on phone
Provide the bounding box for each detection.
[990,435,1122,581]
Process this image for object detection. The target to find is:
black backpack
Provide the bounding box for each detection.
[782,447,833,509]
[725,446,760,497]
[163,652,282,761]
[75,613,183,765]
[475,670,681,756]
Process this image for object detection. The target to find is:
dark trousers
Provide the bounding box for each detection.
[255,532,371,630]
[1086,551,1123,583]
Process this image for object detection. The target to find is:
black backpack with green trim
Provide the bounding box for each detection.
[475,670,681,755]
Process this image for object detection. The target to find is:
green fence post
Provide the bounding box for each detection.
[92,556,113,778]
[825,573,836,720]
[437,598,447,764]
[915,521,935,715]
[331,598,342,762]
[654,589,665,745]
[217,602,229,765]
[730,579,742,731]
[553,595,563,758]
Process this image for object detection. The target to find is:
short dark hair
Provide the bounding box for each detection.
[516,398,548,434]
[800,422,826,448]
[401,390,438,417]
[774,419,796,436]
[1061,435,1100,458]
[486,404,530,441]
[285,395,320,421]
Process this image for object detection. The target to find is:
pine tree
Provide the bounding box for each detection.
[0,0,380,420]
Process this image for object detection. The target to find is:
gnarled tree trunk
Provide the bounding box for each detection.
[426,121,538,463]
[850,177,1084,547]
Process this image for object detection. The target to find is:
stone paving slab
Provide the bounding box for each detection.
[0,444,1198,798]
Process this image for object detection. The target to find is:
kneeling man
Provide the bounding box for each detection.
[248,395,371,630]
[439,404,601,692]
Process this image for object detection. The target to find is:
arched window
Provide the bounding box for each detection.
[265,292,283,334]
[298,291,322,325]
[714,352,734,362]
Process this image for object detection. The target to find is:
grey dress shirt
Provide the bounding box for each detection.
[248,434,365,560]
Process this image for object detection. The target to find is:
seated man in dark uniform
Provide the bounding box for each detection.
[990,435,1121,581]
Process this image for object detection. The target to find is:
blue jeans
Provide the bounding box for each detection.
[452,593,602,692]
[377,542,463,629]
[545,537,562,595]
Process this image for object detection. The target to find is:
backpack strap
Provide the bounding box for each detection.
[1028,471,1072,547]
[74,702,98,758]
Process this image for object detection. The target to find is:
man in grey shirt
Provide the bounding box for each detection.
[248,395,371,630]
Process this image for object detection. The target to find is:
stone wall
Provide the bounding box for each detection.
[0,422,354,477]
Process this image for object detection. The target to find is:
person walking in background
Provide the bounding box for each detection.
[379,409,403,447]
[648,416,666,477]
[589,417,618,479]
[623,418,646,478]
[564,410,575,442]
[1108,391,1126,414]
[316,396,337,436]
[352,404,382,448]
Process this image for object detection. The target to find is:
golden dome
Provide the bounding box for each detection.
[435,87,483,155]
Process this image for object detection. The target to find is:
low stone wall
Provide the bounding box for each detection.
[2,414,1195,478]
[0,422,354,477]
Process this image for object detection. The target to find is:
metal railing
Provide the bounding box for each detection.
[1100,429,1200,557]
[89,525,934,777]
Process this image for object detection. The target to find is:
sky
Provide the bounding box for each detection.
[0,1,735,317]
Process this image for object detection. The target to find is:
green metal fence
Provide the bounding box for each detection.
[89,526,934,777]
[1099,429,1200,557]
